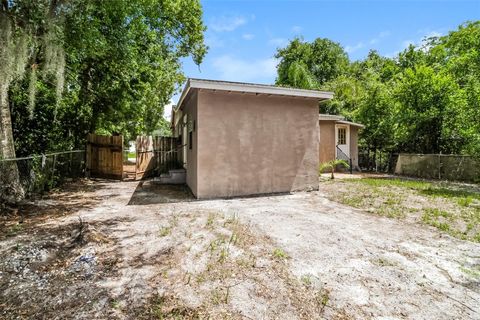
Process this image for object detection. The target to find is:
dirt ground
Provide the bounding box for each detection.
[1,178,479,319]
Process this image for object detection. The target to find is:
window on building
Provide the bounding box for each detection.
[337,127,346,145]
[189,131,193,149]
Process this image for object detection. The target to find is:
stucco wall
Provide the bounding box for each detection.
[195,90,319,198]
[395,154,480,182]
[319,120,335,164]
[182,91,198,196]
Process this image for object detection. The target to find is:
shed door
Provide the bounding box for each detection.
[335,125,350,158]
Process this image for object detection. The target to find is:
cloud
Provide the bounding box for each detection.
[369,30,391,44]
[209,15,247,32]
[205,35,224,48]
[212,55,278,82]
[387,30,443,57]
[345,42,365,53]
[242,33,255,40]
[400,30,442,50]
[291,26,302,34]
[268,38,288,47]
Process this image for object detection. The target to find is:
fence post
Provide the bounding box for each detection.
[438,153,442,180]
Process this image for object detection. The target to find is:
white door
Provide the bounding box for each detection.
[335,125,350,158]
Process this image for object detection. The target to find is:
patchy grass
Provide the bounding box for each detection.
[319,176,480,242]
[272,248,289,260]
[460,265,480,279]
[6,223,24,237]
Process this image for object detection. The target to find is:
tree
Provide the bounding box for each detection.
[275,37,348,88]
[319,159,350,179]
[276,22,480,158]
[1,0,207,204]
[1,0,67,203]
[393,65,465,154]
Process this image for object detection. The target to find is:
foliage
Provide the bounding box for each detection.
[4,0,207,157]
[276,21,480,157]
[319,159,350,179]
[275,37,348,88]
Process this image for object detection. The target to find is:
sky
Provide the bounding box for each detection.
[166,0,480,117]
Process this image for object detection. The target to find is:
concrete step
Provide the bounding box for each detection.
[154,169,186,184]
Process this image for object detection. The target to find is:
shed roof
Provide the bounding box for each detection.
[319,114,345,121]
[318,114,365,128]
[176,78,333,110]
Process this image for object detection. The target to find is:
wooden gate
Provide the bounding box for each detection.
[154,136,180,174]
[86,133,123,179]
[134,136,180,179]
[135,136,155,180]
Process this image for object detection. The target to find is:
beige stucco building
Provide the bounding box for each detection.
[171,78,333,199]
[169,79,363,198]
[318,114,364,171]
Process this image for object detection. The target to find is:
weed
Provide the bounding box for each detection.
[272,248,289,260]
[211,288,228,305]
[422,208,454,234]
[196,274,206,284]
[316,288,330,312]
[169,214,179,228]
[218,247,229,263]
[158,226,171,237]
[206,212,215,228]
[301,274,312,286]
[374,257,397,267]
[110,299,120,309]
[457,197,474,207]
[228,233,238,246]
[7,223,23,236]
[460,265,480,279]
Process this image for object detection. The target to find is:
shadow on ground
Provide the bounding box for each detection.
[127,181,195,205]
[0,179,109,236]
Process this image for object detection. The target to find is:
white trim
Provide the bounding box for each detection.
[335,124,350,158]
[336,120,365,128]
[176,78,333,110]
[319,114,345,121]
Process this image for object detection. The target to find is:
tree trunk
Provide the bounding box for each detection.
[0,84,25,204]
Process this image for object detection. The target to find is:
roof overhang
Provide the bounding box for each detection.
[336,120,365,128]
[318,114,365,128]
[319,114,345,121]
[176,78,333,111]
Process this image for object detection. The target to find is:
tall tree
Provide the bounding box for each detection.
[275,37,348,88]
[1,0,207,204]
[1,0,67,202]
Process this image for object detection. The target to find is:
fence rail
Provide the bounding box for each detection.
[0,150,86,197]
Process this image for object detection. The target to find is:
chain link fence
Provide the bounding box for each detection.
[0,150,85,197]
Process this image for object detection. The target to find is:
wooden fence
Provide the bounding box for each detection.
[154,136,180,174]
[86,133,123,179]
[86,134,180,180]
[135,136,155,180]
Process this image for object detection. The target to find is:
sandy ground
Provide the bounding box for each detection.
[1,179,479,319]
